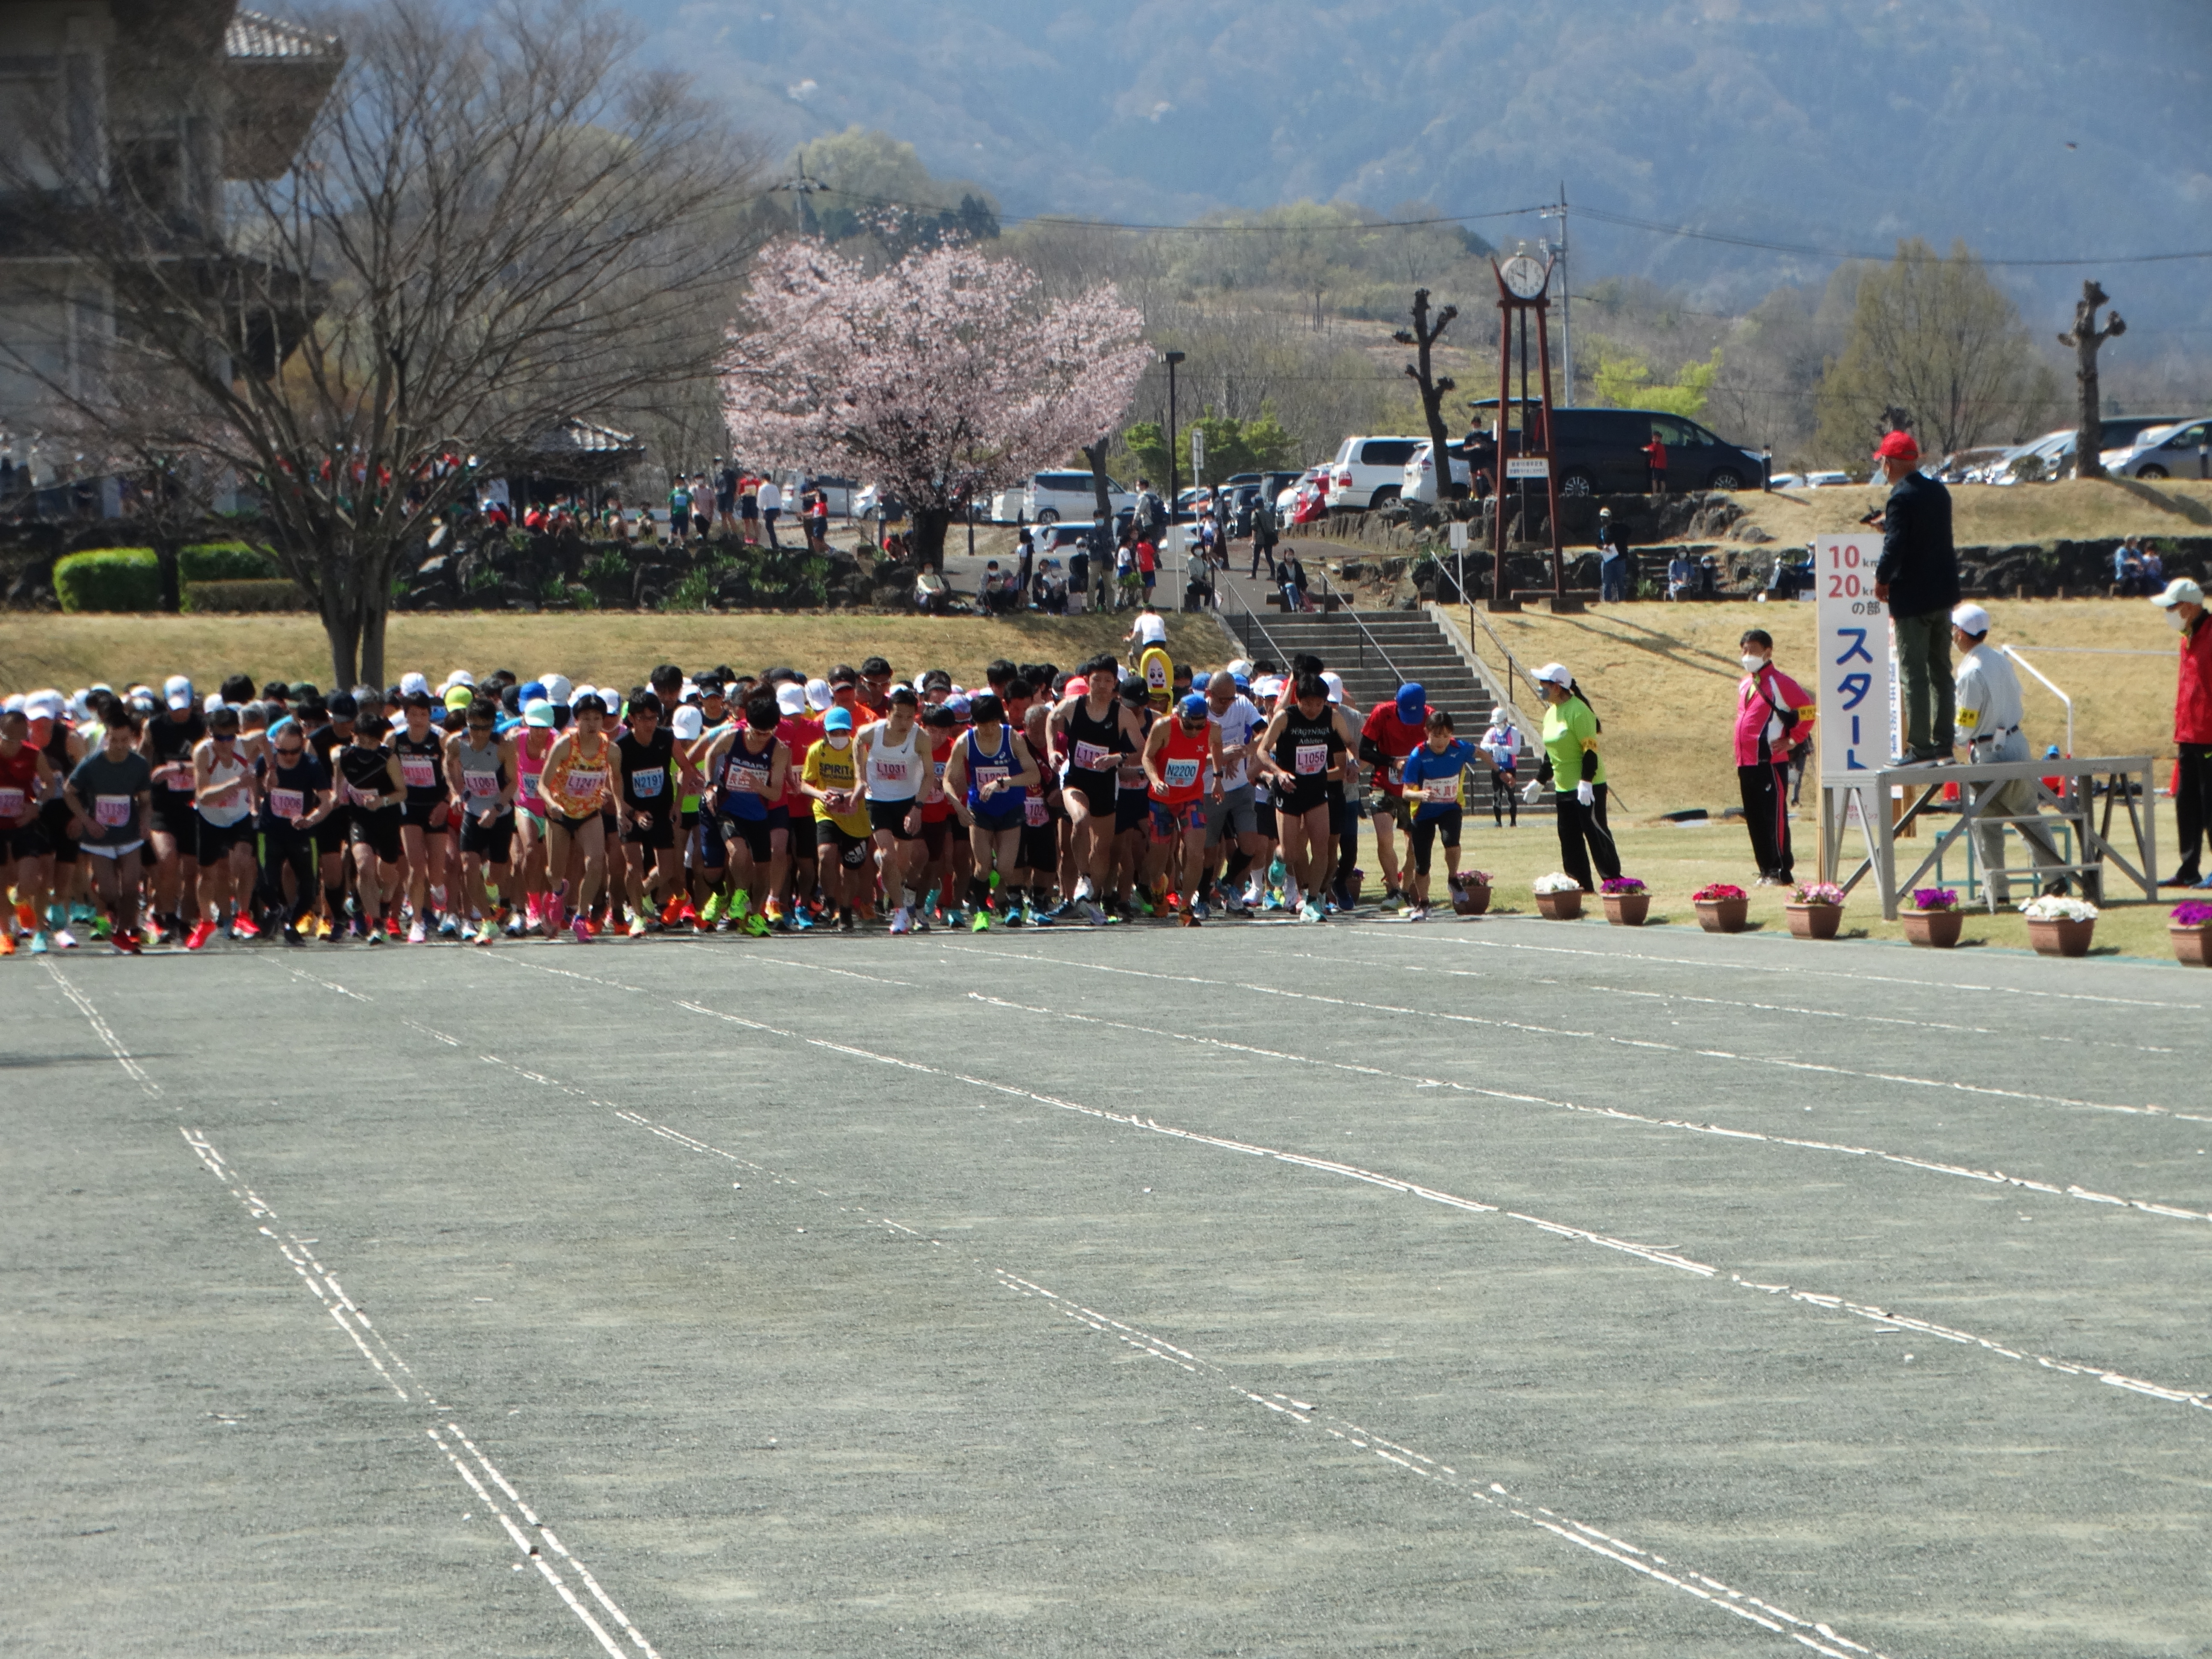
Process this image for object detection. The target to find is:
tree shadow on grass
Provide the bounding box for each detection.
[1542,610,1743,681]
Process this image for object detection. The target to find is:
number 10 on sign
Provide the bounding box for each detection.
[1813,534,1895,780]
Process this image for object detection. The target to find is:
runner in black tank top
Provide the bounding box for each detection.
[1258,673,1345,923]
[142,704,205,937]
[391,693,451,940]
[616,695,679,933]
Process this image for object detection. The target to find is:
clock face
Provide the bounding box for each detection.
[1499,255,1548,300]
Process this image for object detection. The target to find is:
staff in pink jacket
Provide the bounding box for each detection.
[1735,628,1815,885]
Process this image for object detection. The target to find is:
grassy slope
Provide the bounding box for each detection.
[0,611,1227,699]
[1729,477,2212,549]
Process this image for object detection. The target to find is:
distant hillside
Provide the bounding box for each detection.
[623,0,2212,346]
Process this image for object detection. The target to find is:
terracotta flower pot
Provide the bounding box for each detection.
[1451,882,1491,917]
[1903,908,1963,949]
[2027,917,2094,958]
[1534,889,1583,920]
[1785,901,1841,940]
[1694,897,1749,934]
[1602,892,1650,926]
[2172,924,2212,968]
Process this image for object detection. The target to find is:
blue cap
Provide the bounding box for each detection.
[1396,682,1426,718]
[1231,672,1250,691]
[1179,694,1208,719]
[519,680,547,705]
[1190,670,1211,691]
[824,707,853,732]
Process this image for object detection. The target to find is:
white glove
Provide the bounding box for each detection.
[1520,780,1544,804]
[1575,780,1595,807]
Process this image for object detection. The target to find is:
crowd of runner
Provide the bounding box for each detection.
[0,647,1572,956]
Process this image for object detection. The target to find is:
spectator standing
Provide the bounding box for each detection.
[1643,431,1668,494]
[1870,430,1962,765]
[1950,603,2068,905]
[1067,537,1091,616]
[2151,576,2212,885]
[1249,494,1280,579]
[1734,629,1814,886]
[737,472,760,544]
[1015,527,1034,601]
[1529,661,1621,891]
[714,460,737,533]
[803,489,830,552]
[1480,712,1519,826]
[1596,507,1632,602]
[758,475,783,549]
[1136,532,1158,604]
[1134,479,1164,542]
[666,476,691,545]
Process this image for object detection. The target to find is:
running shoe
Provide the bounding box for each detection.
[0,929,15,956]
[316,916,335,940]
[407,919,427,944]
[888,906,911,935]
[437,913,461,939]
[1298,899,1324,924]
[573,913,592,943]
[1131,892,1154,917]
[1192,900,1211,922]
[52,928,78,950]
[1026,903,1050,927]
[232,915,260,940]
[505,911,527,937]
[627,917,647,938]
[1082,898,1109,926]
[90,912,113,940]
[912,908,931,933]
[384,914,402,940]
[1002,904,1024,928]
[839,909,857,933]
[114,930,141,955]
[1406,904,1428,923]
[700,891,726,927]
[185,919,218,951]
[365,926,383,945]
[29,931,50,955]
[661,894,688,927]
[1177,908,1199,928]
[280,921,303,946]
[742,909,771,937]
[970,907,990,933]
[15,902,35,931]
[789,905,815,931]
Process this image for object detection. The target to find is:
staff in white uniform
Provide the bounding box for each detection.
[1951,603,2068,907]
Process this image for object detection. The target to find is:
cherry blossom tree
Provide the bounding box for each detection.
[722,239,1149,569]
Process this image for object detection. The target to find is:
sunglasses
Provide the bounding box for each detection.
[275,745,305,757]
[212,732,238,741]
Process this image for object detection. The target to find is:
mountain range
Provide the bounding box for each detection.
[624,0,2212,346]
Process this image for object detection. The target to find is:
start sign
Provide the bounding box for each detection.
[1813,533,1897,779]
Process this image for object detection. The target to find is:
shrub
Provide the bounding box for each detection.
[53,547,162,612]
[178,541,279,583]
[180,579,312,614]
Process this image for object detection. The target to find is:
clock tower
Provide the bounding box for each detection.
[1487,251,1576,613]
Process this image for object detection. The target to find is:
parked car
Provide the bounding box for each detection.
[1767,472,1807,490]
[791,473,860,516]
[1465,404,1764,495]
[852,484,905,521]
[1802,470,1852,488]
[1402,439,1472,505]
[1990,417,2190,484]
[1025,469,1135,524]
[1323,435,1425,510]
[2103,417,2211,480]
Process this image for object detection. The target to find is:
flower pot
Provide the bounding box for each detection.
[1694,897,1749,934]
[1903,908,1963,949]
[1534,889,1583,920]
[1450,882,1491,917]
[1602,892,1650,926]
[1785,901,1841,940]
[2172,924,2212,968]
[2027,917,2094,958]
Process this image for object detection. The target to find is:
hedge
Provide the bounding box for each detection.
[180,578,312,614]
[54,547,162,613]
[179,541,279,583]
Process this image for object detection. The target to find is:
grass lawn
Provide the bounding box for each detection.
[1443,817,2198,965]
[1732,476,2212,548]
[0,609,1228,699]
[1451,597,2184,811]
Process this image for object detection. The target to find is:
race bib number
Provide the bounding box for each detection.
[463,771,500,797]
[1024,795,1050,827]
[1071,740,1110,771]
[1423,778,1460,804]
[1164,758,1201,789]
[0,788,22,818]
[399,755,438,789]
[630,766,665,799]
[156,762,191,791]
[973,765,1008,796]
[1294,743,1327,776]
[874,760,908,784]
[269,788,304,819]
[728,761,770,795]
[95,793,132,827]
[924,760,947,803]
[562,768,605,802]
[349,781,383,807]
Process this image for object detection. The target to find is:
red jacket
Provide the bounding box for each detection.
[2178,616,2212,745]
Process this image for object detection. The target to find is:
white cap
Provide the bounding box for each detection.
[203,691,225,714]
[1321,670,1345,704]
[776,683,806,716]
[2152,576,2205,609]
[1950,602,1991,635]
[804,677,832,712]
[1531,661,1573,688]
[570,683,597,708]
[441,668,475,691]
[399,671,430,698]
[671,704,704,741]
[25,690,64,721]
[1225,658,1252,679]
[163,674,194,710]
[1254,675,1285,702]
[541,673,573,704]
[2,694,22,716]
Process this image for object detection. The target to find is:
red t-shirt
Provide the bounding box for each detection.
[1136,539,1157,574]
[1359,701,1428,795]
[775,716,822,809]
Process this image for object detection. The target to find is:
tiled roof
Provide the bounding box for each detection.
[226,9,342,63]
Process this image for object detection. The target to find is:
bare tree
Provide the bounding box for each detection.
[10,0,763,685]
[1395,288,1459,500]
[2058,279,2125,480]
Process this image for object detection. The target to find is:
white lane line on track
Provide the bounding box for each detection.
[447,1035,1898,1659]
[930,938,2210,1129]
[178,1120,661,1657]
[470,951,2212,1424]
[43,959,160,1094]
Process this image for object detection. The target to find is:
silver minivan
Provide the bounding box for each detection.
[1024,469,1135,524]
[2105,418,2211,480]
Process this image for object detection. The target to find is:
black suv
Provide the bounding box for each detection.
[1469,403,1766,496]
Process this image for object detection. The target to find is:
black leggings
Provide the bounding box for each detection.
[1409,807,1461,874]
[261,830,320,923]
[1553,784,1621,892]
[2177,743,2212,877]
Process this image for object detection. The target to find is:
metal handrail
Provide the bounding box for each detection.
[1308,563,1411,687]
[1220,576,1295,671]
[1999,643,2074,757]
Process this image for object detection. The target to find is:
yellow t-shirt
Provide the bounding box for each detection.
[802,736,871,835]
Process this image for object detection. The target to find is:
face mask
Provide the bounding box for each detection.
[1741,654,1767,673]
[2168,608,2189,632]
[827,733,850,749]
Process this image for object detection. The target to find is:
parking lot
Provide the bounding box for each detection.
[10,916,2212,1656]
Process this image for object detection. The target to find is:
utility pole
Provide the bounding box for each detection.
[1540,184,1572,405]
[1163,349,1185,545]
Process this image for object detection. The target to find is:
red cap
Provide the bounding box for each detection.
[1874,430,1920,460]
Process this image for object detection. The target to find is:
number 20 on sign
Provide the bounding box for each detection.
[1813,534,1893,778]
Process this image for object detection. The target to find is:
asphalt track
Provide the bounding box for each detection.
[8,912,2212,1658]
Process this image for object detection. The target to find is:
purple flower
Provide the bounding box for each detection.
[1601,877,1647,895]
[2173,901,2212,929]
[1910,888,1959,911]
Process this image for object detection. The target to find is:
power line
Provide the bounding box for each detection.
[1572,205,2212,269]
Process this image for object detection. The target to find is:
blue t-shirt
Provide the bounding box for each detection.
[1400,739,1474,821]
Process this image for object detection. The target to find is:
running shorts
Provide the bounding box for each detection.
[815,819,870,867]
[458,809,517,864]
[1065,770,1117,815]
[1409,806,1462,873]
[195,814,251,863]
[347,807,404,864]
[867,797,920,840]
[1150,799,1205,838]
[719,813,773,866]
[1203,783,1257,845]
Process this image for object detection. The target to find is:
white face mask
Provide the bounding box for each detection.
[1741,653,1767,674]
[2168,608,2190,632]
[827,733,850,749]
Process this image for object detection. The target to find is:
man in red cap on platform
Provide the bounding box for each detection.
[1870,428,1960,765]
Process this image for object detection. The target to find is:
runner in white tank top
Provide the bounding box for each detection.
[856,688,927,933]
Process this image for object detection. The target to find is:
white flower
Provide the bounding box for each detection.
[2020,895,2098,923]
[1532,872,1582,895]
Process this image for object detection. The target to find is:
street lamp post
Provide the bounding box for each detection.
[1163,350,1186,551]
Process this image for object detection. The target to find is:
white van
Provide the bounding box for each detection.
[1024,469,1135,523]
[1401,440,1471,505]
[1323,436,1425,511]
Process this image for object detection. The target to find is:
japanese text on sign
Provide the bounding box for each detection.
[1814,534,1896,779]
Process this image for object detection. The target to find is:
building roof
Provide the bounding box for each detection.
[226,9,342,62]
[222,8,346,179]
